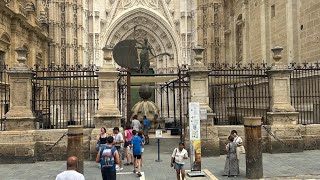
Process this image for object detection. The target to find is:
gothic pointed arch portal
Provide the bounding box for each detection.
[101,7,181,72]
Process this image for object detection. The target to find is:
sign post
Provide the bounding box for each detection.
[187,102,205,177]
[155,129,163,162]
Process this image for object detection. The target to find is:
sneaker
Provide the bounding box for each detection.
[119,167,123,171]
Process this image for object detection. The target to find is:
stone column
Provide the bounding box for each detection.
[186,46,220,156]
[91,46,121,159]
[5,47,35,130]
[244,117,263,179]
[266,46,303,153]
[67,125,84,174]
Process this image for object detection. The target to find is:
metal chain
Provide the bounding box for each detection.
[262,125,296,148]
[262,125,320,150]
[47,133,68,151]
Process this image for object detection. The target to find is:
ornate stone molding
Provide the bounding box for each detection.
[100,7,181,70]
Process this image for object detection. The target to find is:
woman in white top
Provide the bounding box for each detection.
[171,142,188,180]
[231,130,245,159]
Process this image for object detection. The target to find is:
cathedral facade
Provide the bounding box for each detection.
[2,0,320,69]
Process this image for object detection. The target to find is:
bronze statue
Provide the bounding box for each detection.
[136,39,156,73]
[112,27,170,73]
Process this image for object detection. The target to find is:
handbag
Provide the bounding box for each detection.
[172,148,177,167]
[238,145,245,154]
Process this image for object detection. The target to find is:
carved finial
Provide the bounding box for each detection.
[192,45,205,66]
[271,46,283,62]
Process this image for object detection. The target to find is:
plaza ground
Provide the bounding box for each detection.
[0,133,320,180]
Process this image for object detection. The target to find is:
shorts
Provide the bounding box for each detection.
[174,163,185,170]
[101,169,116,180]
[124,141,131,147]
[143,129,149,136]
[133,154,141,159]
[115,146,123,159]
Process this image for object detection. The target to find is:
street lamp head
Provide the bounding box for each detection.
[271,46,283,62]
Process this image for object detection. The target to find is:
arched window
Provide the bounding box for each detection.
[0,32,11,70]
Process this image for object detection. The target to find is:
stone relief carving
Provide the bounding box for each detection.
[122,0,159,9]
[25,1,36,13]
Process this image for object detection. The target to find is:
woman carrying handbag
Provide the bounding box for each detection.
[171,142,188,180]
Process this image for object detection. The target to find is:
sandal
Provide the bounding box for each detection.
[133,170,136,173]
[124,163,130,166]
[130,162,133,165]
[137,172,142,177]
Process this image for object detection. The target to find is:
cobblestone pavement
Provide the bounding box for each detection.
[0,135,320,180]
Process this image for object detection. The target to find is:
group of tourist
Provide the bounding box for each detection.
[55,115,150,180]
[55,116,245,180]
[94,115,150,180]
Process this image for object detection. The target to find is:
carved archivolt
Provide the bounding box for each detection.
[101,7,181,69]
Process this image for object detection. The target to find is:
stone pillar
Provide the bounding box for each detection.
[91,46,121,159]
[244,117,263,179]
[186,46,220,156]
[67,125,84,174]
[5,47,35,130]
[266,46,303,153]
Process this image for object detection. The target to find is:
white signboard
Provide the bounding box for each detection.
[189,102,201,140]
[200,108,207,120]
[155,129,163,138]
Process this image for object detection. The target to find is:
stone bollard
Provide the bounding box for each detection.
[244,117,263,179]
[67,125,84,174]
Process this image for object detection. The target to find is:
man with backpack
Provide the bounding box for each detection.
[96,136,120,180]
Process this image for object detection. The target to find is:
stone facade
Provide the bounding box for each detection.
[0,0,49,67]
[221,0,319,65]
[1,0,320,163]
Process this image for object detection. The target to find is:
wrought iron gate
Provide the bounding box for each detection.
[32,64,99,129]
[209,63,270,125]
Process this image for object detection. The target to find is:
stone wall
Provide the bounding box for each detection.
[0,129,94,163]
[248,0,262,62]
[0,125,320,163]
[299,1,320,62]
[0,1,49,67]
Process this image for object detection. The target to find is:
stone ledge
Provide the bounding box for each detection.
[0,142,36,164]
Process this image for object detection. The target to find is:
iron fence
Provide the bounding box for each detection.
[290,62,320,124]
[0,64,9,131]
[32,64,99,129]
[209,63,270,125]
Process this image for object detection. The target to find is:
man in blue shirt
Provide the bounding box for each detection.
[143,116,150,145]
[131,130,143,177]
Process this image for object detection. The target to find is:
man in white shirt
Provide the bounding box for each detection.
[56,156,85,180]
[131,115,141,131]
[171,142,188,180]
[113,126,124,171]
